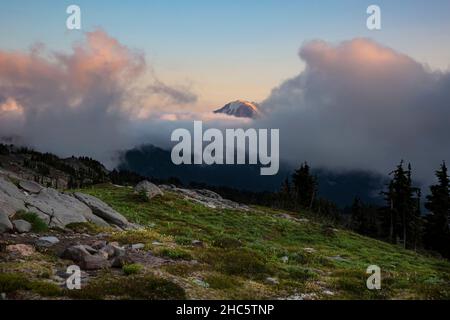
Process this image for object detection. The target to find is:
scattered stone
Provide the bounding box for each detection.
[192,278,209,288]
[91,240,107,250]
[18,180,43,194]
[37,236,60,247]
[303,247,316,254]
[99,243,125,259]
[323,290,335,296]
[82,245,98,255]
[81,254,111,270]
[162,186,249,211]
[265,277,279,285]
[134,181,164,200]
[282,293,318,300]
[191,240,204,248]
[12,220,32,233]
[110,254,135,268]
[328,255,349,262]
[6,244,35,257]
[62,245,109,270]
[281,256,289,263]
[152,241,163,246]
[275,213,308,223]
[131,243,145,250]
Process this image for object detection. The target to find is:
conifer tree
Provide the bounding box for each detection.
[292,162,317,209]
[424,162,450,258]
[382,161,422,248]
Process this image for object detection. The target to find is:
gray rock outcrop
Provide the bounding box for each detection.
[134,180,164,200]
[160,185,249,211]
[12,219,32,233]
[73,192,129,228]
[0,175,130,233]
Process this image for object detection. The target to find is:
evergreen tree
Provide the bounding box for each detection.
[424,162,450,258]
[350,197,366,233]
[292,162,317,209]
[381,161,422,249]
[350,197,380,237]
[278,177,293,209]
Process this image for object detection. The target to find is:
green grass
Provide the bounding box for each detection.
[69,184,450,299]
[14,211,48,233]
[156,248,192,260]
[0,273,62,297]
[66,274,186,300]
[122,264,143,276]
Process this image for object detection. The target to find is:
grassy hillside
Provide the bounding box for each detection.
[74,184,450,300]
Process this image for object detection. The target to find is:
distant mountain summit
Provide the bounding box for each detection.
[214,100,261,119]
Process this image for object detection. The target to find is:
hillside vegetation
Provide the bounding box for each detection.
[1,182,449,300]
[73,184,450,300]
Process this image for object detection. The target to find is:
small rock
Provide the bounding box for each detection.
[152,241,163,246]
[281,256,289,263]
[323,290,335,296]
[192,278,209,288]
[191,240,204,248]
[131,243,145,250]
[6,244,35,256]
[12,220,32,233]
[91,240,107,250]
[81,254,111,270]
[110,254,135,268]
[18,180,43,194]
[134,181,164,200]
[98,245,115,259]
[112,244,126,257]
[265,277,279,285]
[303,247,316,254]
[328,255,349,262]
[37,236,60,247]
[82,245,98,255]
[62,245,109,270]
[283,293,317,300]
[62,245,91,261]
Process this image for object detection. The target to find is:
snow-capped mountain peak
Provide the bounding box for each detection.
[214,100,261,119]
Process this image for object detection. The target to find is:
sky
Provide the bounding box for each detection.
[1,0,450,107]
[0,1,449,184]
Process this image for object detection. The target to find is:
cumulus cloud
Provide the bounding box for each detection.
[257,38,450,183]
[1,34,448,184]
[0,30,197,165]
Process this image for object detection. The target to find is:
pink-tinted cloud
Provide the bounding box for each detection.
[259,38,450,183]
[0,30,197,163]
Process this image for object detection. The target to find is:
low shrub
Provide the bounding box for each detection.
[66,222,106,235]
[283,266,318,281]
[122,264,143,276]
[212,237,243,249]
[0,273,61,297]
[67,275,186,300]
[204,273,241,290]
[14,211,48,233]
[200,248,271,278]
[156,248,192,260]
